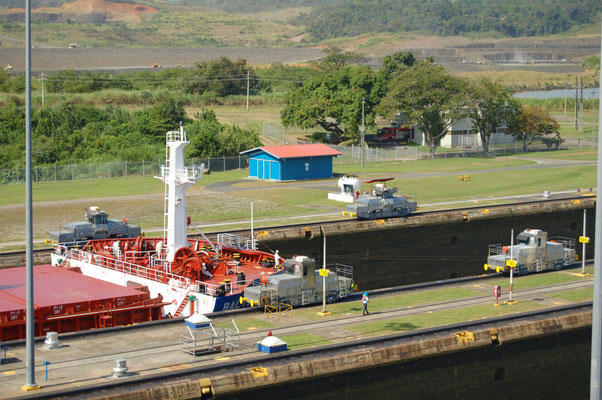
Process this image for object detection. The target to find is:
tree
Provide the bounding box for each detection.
[280,66,386,141]
[466,79,521,155]
[146,98,188,139]
[508,105,560,152]
[186,110,222,158]
[379,51,416,82]
[185,58,259,96]
[319,46,365,71]
[379,63,468,157]
[186,109,262,158]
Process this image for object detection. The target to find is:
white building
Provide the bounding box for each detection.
[402,117,515,150]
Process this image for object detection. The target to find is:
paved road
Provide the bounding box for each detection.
[0,272,593,399]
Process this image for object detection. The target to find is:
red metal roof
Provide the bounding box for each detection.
[0,265,148,313]
[242,143,342,159]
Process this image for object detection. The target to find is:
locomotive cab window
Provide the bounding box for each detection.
[517,234,529,245]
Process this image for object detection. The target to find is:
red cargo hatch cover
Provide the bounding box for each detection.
[0,264,146,313]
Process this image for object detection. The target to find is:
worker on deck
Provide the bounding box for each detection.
[201,262,213,279]
[362,292,369,316]
[274,250,281,265]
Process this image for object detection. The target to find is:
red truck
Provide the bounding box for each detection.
[376,126,412,142]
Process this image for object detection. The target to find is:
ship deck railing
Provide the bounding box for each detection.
[60,246,269,298]
[68,248,193,290]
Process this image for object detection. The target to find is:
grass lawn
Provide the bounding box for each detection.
[0,170,248,207]
[293,287,482,321]
[514,148,598,161]
[487,269,590,290]
[553,287,593,303]
[233,317,278,331]
[386,165,594,205]
[278,333,333,350]
[348,301,543,337]
[0,155,595,245]
[333,157,533,175]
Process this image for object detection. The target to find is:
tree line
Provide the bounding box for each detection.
[0,98,260,169]
[0,49,562,168]
[295,0,600,40]
[282,50,562,156]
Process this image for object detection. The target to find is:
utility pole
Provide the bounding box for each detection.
[579,77,583,132]
[590,29,602,399]
[23,0,38,391]
[41,71,45,107]
[361,98,365,168]
[509,229,514,303]
[582,209,588,275]
[246,70,250,111]
[564,85,568,116]
[574,77,579,130]
[250,202,254,250]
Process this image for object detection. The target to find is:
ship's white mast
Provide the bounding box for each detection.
[156,124,203,262]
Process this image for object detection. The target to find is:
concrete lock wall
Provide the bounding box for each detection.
[90,308,591,400]
[257,199,596,290]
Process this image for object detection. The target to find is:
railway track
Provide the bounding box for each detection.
[0,195,592,268]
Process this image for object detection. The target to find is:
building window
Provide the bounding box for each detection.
[305,163,309,172]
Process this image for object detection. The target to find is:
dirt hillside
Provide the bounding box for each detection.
[1,0,157,23]
[61,0,157,23]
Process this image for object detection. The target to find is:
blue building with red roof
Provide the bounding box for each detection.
[241,143,342,181]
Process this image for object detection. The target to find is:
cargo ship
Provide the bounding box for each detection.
[51,126,354,318]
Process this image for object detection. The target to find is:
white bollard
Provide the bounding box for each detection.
[112,359,129,378]
[43,332,60,349]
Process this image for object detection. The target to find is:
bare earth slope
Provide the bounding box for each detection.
[1,0,157,23]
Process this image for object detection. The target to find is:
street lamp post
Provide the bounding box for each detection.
[361,98,365,168]
[23,0,39,391]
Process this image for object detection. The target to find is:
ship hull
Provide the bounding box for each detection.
[51,253,251,316]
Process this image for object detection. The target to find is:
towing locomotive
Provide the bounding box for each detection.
[484,228,576,275]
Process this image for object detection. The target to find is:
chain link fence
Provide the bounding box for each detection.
[296,139,420,163]
[0,156,249,185]
[263,122,304,144]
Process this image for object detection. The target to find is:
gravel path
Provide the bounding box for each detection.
[0,47,324,71]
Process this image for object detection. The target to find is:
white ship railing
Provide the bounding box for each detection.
[167,130,186,143]
[217,233,242,249]
[69,248,192,290]
[62,246,258,297]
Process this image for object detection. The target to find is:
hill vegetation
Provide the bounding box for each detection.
[182,0,328,14]
[296,0,601,40]
[1,0,599,48]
